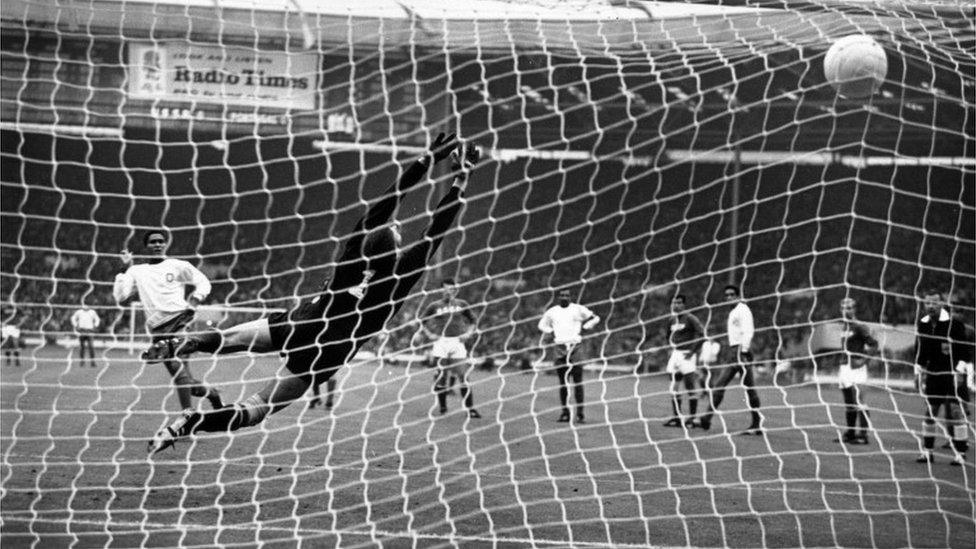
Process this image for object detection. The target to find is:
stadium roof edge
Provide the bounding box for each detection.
[0,0,948,52]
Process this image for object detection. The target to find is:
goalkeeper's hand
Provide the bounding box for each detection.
[428,132,459,164]
[451,142,481,177]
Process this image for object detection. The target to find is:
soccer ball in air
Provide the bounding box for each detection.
[823,35,888,99]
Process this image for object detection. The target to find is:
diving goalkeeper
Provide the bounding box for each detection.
[147,134,479,454]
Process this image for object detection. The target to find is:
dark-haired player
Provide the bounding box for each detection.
[700,284,763,435]
[663,294,705,428]
[113,229,221,411]
[147,134,478,454]
[537,287,600,423]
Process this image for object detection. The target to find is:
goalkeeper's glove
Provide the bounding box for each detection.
[451,142,482,177]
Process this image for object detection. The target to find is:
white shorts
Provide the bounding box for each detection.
[431,337,467,360]
[667,350,698,375]
[838,363,867,389]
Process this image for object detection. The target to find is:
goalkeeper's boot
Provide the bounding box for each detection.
[662,417,682,428]
[141,339,176,363]
[698,414,713,431]
[468,409,482,419]
[575,413,586,424]
[915,452,934,464]
[148,409,200,455]
[174,337,199,358]
[951,452,967,467]
[557,410,571,423]
[684,418,698,429]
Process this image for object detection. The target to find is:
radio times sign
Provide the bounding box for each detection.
[128,43,317,110]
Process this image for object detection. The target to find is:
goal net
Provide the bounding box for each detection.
[2,0,973,546]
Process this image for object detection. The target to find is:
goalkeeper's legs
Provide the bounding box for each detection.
[433,362,450,415]
[145,318,276,361]
[149,372,310,455]
[164,358,223,410]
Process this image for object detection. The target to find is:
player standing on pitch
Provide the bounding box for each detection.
[537,287,600,424]
[146,134,479,454]
[914,290,969,465]
[70,301,101,368]
[699,284,763,435]
[662,294,705,429]
[833,297,877,445]
[1,309,24,368]
[113,230,222,411]
[416,278,480,418]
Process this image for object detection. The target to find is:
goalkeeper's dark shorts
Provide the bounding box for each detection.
[266,299,356,384]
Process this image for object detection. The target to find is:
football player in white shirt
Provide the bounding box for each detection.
[113,229,221,410]
[699,285,763,435]
[538,288,600,423]
[1,310,24,368]
[70,302,101,368]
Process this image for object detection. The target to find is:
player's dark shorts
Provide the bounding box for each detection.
[267,300,357,385]
[718,346,752,370]
[150,310,195,342]
[266,301,330,380]
[267,300,325,353]
[923,372,958,398]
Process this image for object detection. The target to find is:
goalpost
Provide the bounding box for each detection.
[1,0,973,547]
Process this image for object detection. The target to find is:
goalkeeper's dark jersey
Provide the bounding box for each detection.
[266,159,464,380]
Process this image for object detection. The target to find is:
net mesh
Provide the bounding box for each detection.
[1,0,974,547]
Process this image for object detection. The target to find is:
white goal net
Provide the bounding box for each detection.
[1,0,974,547]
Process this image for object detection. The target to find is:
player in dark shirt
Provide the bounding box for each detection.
[416,278,480,418]
[147,135,480,454]
[834,298,878,445]
[914,290,969,465]
[662,294,706,428]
